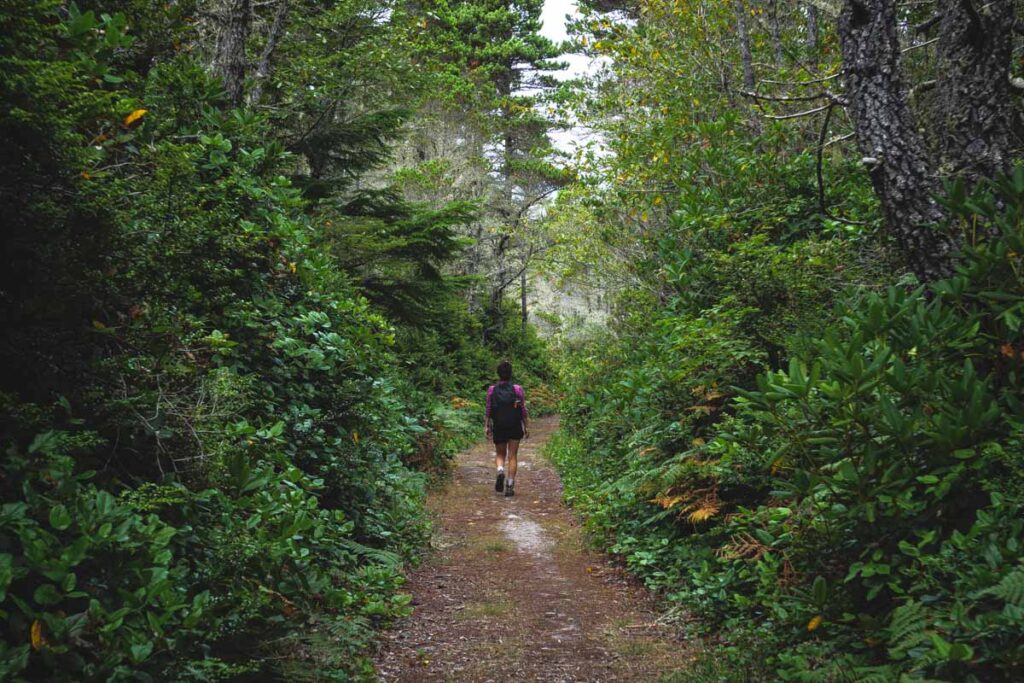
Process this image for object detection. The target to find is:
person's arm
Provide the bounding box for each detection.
[518,385,530,439]
[484,385,493,437]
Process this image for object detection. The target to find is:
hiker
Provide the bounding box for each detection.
[485,360,529,497]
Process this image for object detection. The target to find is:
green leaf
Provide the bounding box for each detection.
[33,584,62,606]
[947,642,974,662]
[929,632,952,658]
[95,491,114,515]
[49,504,72,531]
[129,641,153,663]
[812,575,827,607]
[0,554,12,601]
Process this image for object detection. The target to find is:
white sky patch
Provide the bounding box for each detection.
[540,0,575,42]
[538,0,607,155]
[540,0,596,82]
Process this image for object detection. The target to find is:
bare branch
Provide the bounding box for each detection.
[823,132,855,147]
[816,104,867,226]
[763,103,831,120]
[901,36,939,53]
[740,89,831,103]
[760,72,840,86]
[909,79,936,99]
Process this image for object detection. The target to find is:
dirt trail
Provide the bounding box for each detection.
[374,416,695,682]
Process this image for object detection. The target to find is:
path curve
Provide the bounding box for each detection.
[374,416,695,682]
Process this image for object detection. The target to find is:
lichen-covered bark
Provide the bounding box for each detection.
[839,0,957,281]
[806,4,818,50]
[770,0,785,66]
[213,0,251,106]
[734,0,755,90]
[935,0,1015,184]
[248,0,290,107]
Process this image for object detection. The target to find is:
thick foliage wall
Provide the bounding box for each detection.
[0,2,552,680]
[551,176,1024,681]
[547,2,1023,680]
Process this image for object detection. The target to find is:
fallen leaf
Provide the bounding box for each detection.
[123,108,147,126]
[31,620,44,650]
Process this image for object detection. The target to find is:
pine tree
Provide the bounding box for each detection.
[418,0,568,333]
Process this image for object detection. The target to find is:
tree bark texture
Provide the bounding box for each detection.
[734,0,755,90]
[770,0,785,66]
[935,0,1015,184]
[520,269,528,330]
[839,0,957,281]
[248,0,290,107]
[213,0,251,106]
[806,4,819,50]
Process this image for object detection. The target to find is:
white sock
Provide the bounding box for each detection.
[497,466,504,473]
[507,477,514,485]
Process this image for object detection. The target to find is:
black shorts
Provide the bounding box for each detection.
[493,425,524,444]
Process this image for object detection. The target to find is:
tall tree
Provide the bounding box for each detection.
[933,0,1016,184]
[212,0,251,105]
[735,0,756,90]
[838,0,956,281]
[836,0,1019,280]
[413,0,567,334]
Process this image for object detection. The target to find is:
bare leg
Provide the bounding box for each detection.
[494,441,507,471]
[506,439,520,482]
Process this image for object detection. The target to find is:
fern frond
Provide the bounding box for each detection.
[687,498,720,524]
[976,566,1024,606]
[339,538,402,569]
[850,665,898,683]
[887,600,929,660]
[649,493,687,509]
[716,531,769,561]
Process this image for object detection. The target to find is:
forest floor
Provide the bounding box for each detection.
[374,416,698,682]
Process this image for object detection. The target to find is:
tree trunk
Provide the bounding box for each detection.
[770,0,785,66]
[934,0,1015,185]
[734,0,755,90]
[806,4,818,51]
[490,65,515,326]
[838,0,957,281]
[248,0,290,107]
[214,0,251,106]
[520,269,528,331]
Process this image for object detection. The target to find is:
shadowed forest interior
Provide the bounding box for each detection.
[1,0,1023,681]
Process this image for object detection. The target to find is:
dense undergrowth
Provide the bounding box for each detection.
[549,174,1024,681]
[0,3,554,680]
[543,4,1024,680]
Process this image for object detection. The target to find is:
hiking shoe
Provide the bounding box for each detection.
[495,471,505,493]
[504,482,515,497]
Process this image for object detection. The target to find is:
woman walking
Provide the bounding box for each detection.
[484,360,529,497]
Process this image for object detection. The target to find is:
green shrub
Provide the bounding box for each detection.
[0,3,522,679]
[549,170,1024,681]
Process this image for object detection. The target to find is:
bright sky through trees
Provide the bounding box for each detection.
[539,0,604,153]
[540,0,575,42]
